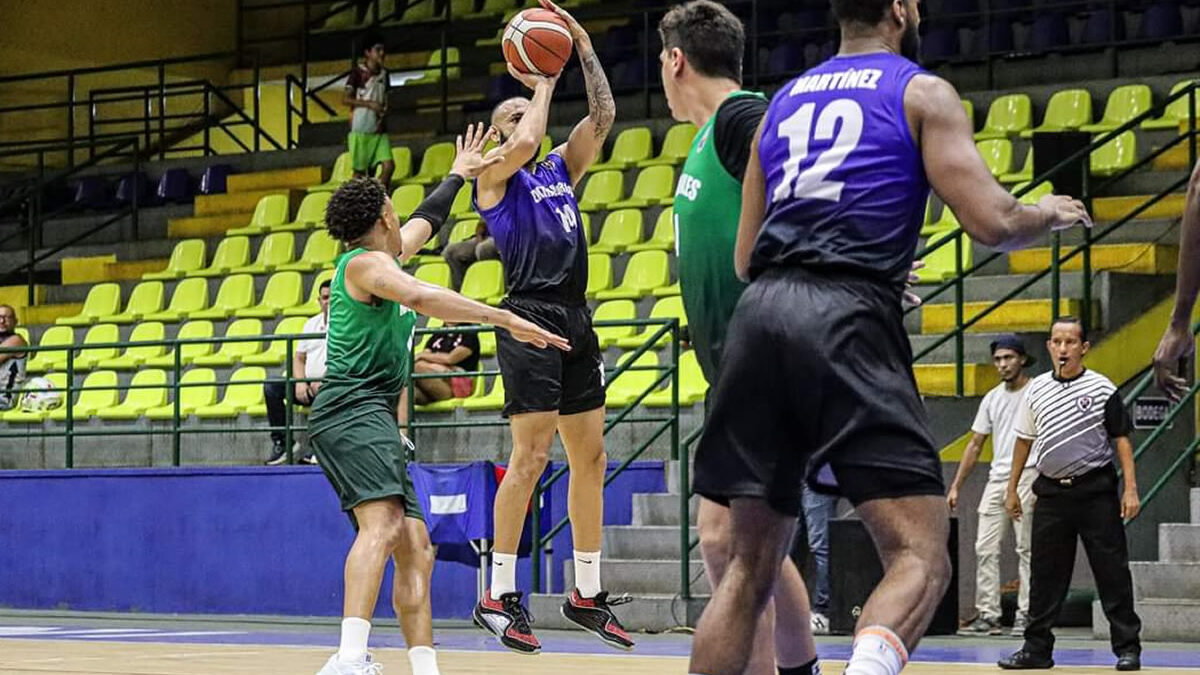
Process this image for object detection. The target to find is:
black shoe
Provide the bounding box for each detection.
[299,453,318,465]
[1116,653,1141,671]
[473,590,540,655]
[560,589,635,651]
[264,440,287,466]
[999,650,1054,669]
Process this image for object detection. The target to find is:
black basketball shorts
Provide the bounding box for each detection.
[495,295,606,417]
[693,266,945,515]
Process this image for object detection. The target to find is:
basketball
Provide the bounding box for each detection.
[502,8,573,77]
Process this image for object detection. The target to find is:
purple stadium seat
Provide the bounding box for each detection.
[609,60,646,91]
[1029,13,1069,52]
[199,164,234,196]
[1141,2,1183,39]
[71,177,110,210]
[765,42,806,76]
[987,19,1015,53]
[114,172,152,207]
[1082,9,1123,44]
[921,27,960,62]
[156,168,192,204]
[485,75,522,106]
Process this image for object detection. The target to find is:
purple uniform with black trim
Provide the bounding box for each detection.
[694,52,945,513]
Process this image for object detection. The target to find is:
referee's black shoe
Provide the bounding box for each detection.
[1116,653,1141,671]
[560,589,635,651]
[999,650,1054,669]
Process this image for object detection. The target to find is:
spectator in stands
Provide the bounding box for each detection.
[1153,158,1200,401]
[397,323,481,429]
[344,34,395,186]
[264,280,330,466]
[800,470,838,636]
[0,304,28,411]
[946,335,1037,637]
[442,221,500,290]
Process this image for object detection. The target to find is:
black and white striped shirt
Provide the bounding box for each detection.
[1013,368,1132,479]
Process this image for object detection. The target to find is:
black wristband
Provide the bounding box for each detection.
[411,173,466,233]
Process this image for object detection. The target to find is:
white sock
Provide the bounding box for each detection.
[337,617,371,663]
[844,626,908,675]
[490,552,518,600]
[408,645,440,675]
[573,550,602,598]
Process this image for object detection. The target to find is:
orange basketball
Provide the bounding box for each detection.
[502,8,573,77]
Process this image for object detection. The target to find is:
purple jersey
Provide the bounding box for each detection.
[473,153,588,305]
[752,52,930,286]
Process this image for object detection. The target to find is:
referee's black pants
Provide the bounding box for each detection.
[1023,463,1141,658]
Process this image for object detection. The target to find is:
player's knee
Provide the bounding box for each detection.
[697,517,729,562]
[923,549,952,598]
[365,518,408,552]
[506,447,550,484]
[575,447,606,477]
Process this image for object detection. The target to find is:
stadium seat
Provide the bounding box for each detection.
[405,142,456,185]
[144,368,217,420]
[415,261,452,288]
[194,366,269,418]
[144,239,206,280]
[999,148,1033,184]
[610,166,675,209]
[27,326,73,373]
[1022,89,1092,138]
[190,274,256,320]
[97,369,168,420]
[415,317,442,352]
[466,0,514,17]
[236,192,330,235]
[1141,1,1184,39]
[115,172,150,207]
[2,373,68,423]
[651,281,680,297]
[579,211,592,242]
[606,351,660,408]
[309,152,354,193]
[241,194,290,233]
[639,123,698,167]
[922,200,959,236]
[233,232,295,274]
[199,164,233,195]
[962,99,975,128]
[409,47,461,86]
[591,209,644,254]
[592,299,637,349]
[418,376,484,413]
[596,251,670,301]
[446,218,479,245]
[628,207,674,252]
[321,1,359,29]
[617,296,688,349]
[49,370,119,421]
[577,171,623,211]
[1090,131,1137,177]
[917,228,972,283]
[56,283,121,327]
[1143,80,1198,130]
[450,183,474,218]
[976,139,1014,177]
[392,184,426,216]
[192,319,264,367]
[99,281,164,324]
[190,236,250,278]
[283,270,335,317]
[460,260,505,304]
[236,272,303,319]
[242,317,310,367]
[144,277,209,323]
[1011,180,1055,205]
[975,94,1032,139]
[1081,84,1153,132]
[1029,12,1069,52]
[586,252,613,298]
[645,350,707,407]
[97,322,166,370]
[390,146,414,183]
[462,376,505,411]
[277,231,340,273]
[76,324,121,370]
[537,135,554,162]
[144,320,215,368]
[156,168,192,204]
[591,127,653,172]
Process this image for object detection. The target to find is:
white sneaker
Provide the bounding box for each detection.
[810,612,830,635]
[1011,613,1029,637]
[316,653,383,675]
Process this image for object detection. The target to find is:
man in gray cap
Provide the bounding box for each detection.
[947,334,1037,636]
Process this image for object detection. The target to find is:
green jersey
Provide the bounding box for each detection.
[309,248,417,435]
[674,90,768,384]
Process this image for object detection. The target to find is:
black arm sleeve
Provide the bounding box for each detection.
[410,173,465,233]
[1104,395,1133,438]
[713,96,769,181]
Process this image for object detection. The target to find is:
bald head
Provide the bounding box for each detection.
[0,304,16,332]
[491,97,531,142]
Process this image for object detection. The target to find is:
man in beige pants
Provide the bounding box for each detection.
[947,335,1038,636]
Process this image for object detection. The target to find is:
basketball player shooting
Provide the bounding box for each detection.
[687,1,1091,675]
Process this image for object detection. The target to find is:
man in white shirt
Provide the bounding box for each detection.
[0,304,28,411]
[946,335,1037,636]
[265,280,330,465]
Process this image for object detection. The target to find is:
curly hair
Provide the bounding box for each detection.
[325,176,387,244]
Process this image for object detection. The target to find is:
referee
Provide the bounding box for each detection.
[999,316,1142,672]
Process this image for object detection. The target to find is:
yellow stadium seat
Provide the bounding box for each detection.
[277,231,341,273]
[610,166,675,209]
[1090,131,1136,177]
[916,228,972,283]
[467,0,514,17]
[616,296,687,349]
[392,184,426,216]
[1081,84,1152,133]
[639,123,698,167]
[143,277,209,323]
[1143,80,1198,130]
[1022,88,1092,138]
[975,94,1032,140]
[26,325,73,373]
[976,139,1013,177]
[409,47,461,86]
[190,275,256,320]
[479,327,496,357]
[144,320,215,368]
[999,148,1033,185]
[462,375,505,411]
[57,283,121,327]
[461,260,504,304]
[591,210,644,254]
[595,250,670,301]
[190,236,250,278]
[237,191,330,235]
[145,368,218,420]
[192,319,264,367]
[577,171,623,212]
[645,350,707,407]
[450,183,474,218]
[404,142,456,185]
[586,252,613,299]
[628,207,675,252]
[97,322,166,370]
[236,272,304,319]
[592,299,637,349]
[1011,180,1055,205]
[194,366,269,418]
[415,317,442,352]
[76,324,121,370]
[537,135,554,162]
[96,369,168,421]
[651,281,680,297]
[3,373,67,422]
[579,211,592,242]
[418,375,484,413]
[416,261,452,288]
[309,152,354,193]
[99,281,164,324]
[144,239,206,280]
[242,317,310,367]
[606,351,660,408]
[234,232,295,275]
[49,370,118,421]
[921,200,958,236]
[962,99,974,128]
[321,2,359,29]
[591,127,653,172]
[389,146,414,183]
[446,218,480,245]
[283,270,335,317]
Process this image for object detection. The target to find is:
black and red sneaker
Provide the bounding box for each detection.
[472,590,541,655]
[560,589,635,651]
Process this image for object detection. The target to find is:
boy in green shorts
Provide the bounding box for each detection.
[312,123,569,675]
[344,36,394,185]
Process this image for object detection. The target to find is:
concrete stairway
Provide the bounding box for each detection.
[1094,488,1200,642]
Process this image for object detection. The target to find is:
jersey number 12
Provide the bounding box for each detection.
[772,98,864,204]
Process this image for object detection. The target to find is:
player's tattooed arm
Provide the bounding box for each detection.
[542,0,614,184]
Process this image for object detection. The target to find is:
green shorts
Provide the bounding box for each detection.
[348,131,393,174]
[309,408,424,527]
